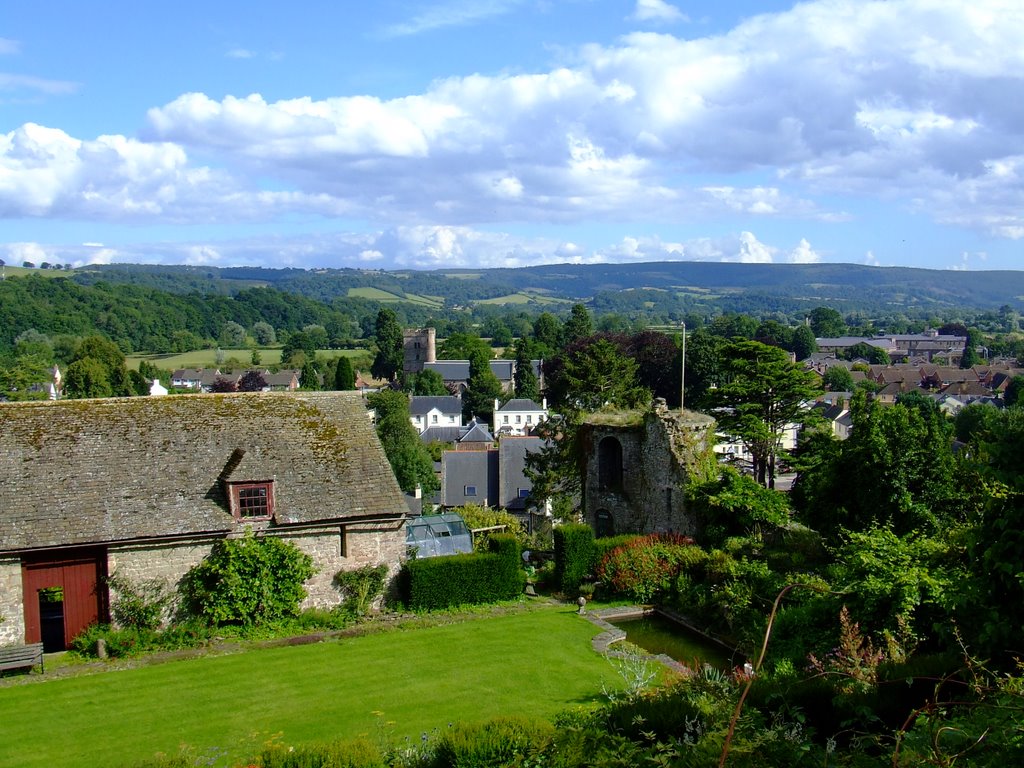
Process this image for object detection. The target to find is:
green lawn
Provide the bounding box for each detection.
[0,607,616,768]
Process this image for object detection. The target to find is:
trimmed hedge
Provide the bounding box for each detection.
[553,524,594,594]
[401,534,524,610]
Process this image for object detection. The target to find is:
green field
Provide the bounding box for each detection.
[0,266,71,279]
[347,287,444,308]
[475,292,573,306]
[0,607,618,768]
[126,348,371,371]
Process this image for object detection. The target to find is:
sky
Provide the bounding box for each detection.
[2,0,1023,272]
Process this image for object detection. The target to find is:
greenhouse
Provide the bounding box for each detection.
[405,513,474,558]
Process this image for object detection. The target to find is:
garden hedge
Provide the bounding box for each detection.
[401,534,524,610]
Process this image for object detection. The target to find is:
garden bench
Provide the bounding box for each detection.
[0,642,45,674]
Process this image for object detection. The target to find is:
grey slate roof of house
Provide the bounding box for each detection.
[498,437,544,510]
[496,398,545,412]
[441,450,498,507]
[459,421,494,444]
[409,395,462,416]
[423,360,516,382]
[0,391,406,553]
[262,370,299,388]
[419,426,464,444]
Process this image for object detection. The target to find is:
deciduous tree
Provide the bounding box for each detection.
[219,321,247,348]
[238,370,268,392]
[822,366,854,392]
[368,390,439,496]
[808,306,846,338]
[438,331,491,361]
[251,321,276,346]
[410,368,447,396]
[790,325,818,361]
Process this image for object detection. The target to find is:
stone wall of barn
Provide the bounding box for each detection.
[283,520,407,609]
[104,520,407,623]
[0,557,25,645]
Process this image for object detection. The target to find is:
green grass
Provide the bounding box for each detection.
[0,607,616,768]
[347,287,443,308]
[475,292,573,306]
[0,266,71,279]
[126,348,370,370]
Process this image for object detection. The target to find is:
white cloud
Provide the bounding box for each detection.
[0,73,78,95]
[4,242,50,265]
[0,38,21,55]
[732,231,775,263]
[5,227,815,271]
[380,0,525,38]
[4,0,1024,246]
[631,0,688,24]
[226,48,255,59]
[787,238,821,264]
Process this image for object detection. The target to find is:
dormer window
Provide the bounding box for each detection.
[229,481,275,521]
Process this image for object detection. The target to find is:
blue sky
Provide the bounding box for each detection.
[2,0,1023,272]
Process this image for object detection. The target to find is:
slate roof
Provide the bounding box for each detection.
[0,391,406,553]
[419,426,464,444]
[423,360,516,382]
[498,437,544,510]
[496,398,545,412]
[409,395,462,416]
[441,450,498,507]
[459,421,494,445]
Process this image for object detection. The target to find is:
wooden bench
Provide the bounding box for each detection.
[0,642,45,674]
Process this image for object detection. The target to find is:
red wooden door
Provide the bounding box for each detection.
[22,549,107,648]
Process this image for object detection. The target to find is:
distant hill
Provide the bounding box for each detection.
[69,261,1024,314]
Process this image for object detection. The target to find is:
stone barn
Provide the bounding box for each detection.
[580,399,715,538]
[0,391,408,650]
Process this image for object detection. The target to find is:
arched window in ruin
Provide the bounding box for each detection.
[595,509,615,538]
[598,436,623,491]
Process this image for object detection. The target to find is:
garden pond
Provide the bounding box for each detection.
[608,613,739,670]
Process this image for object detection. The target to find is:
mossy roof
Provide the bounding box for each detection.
[0,391,405,553]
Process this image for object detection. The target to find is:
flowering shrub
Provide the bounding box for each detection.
[595,533,696,603]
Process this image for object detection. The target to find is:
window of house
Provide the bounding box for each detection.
[515,415,522,423]
[229,481,275,520]
[465,485,477,496]
[518,488,530,498]
[503,415,509,424]
[526,415,532,423]
[432,414,438,424]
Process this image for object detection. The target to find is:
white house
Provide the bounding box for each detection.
[492,398,548,437]
[409,395,463,434]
